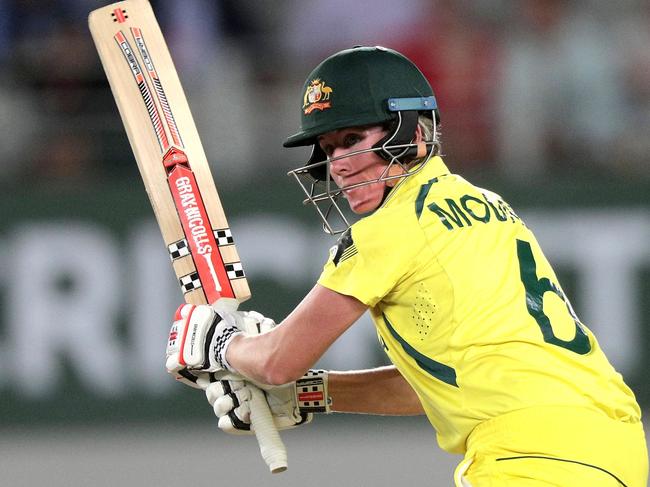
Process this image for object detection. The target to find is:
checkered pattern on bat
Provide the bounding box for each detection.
[168,238,190,260]
[179,272,201,293]
[178,266,244,295]
[225,262,245,279]
[168,229,234,261]
[214,228,234,246]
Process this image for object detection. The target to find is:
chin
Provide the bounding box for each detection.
[349,199,379,215]
[346,186,384,214]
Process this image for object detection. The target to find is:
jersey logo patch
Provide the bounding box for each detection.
[332,229,357,266]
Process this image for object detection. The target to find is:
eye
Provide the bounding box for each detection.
[343,133,362,148]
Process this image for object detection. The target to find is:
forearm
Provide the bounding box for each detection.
[328,366,425,416]
[226,284,368,385]
[226,331,308,385]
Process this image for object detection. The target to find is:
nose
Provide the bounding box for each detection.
[329,149,351,176]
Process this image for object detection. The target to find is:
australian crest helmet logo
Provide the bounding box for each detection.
[303,79,333,114]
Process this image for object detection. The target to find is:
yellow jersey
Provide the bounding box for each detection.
[318,156,641,454]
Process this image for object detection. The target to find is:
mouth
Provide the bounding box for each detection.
[335,173,366,189]
[339,182,362,198]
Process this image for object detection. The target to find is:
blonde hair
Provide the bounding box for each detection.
[418,114,441,156]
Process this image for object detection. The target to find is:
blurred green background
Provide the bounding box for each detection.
[0,0,648,485]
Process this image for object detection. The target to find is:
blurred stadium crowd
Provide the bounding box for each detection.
[0,0,649,186]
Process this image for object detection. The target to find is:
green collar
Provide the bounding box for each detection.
[382,156,450,208]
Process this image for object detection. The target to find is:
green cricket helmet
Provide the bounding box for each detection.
[284,45,437,147]
[284,46,439,179]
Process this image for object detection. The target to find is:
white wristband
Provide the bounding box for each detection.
[295,370,331,414]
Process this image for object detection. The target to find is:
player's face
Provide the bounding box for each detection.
[318,125,389,214]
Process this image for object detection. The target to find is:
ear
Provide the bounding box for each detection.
[414,123,424,143]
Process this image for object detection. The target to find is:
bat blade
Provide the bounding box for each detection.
[89,0,249,305]
[89,0,287,473]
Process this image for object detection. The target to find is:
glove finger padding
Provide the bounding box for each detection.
[218,402,253,433]
[207,376,316,436]
[205,379,246,406]
[202,378,252,434]
[212,383,252,417]
[240,311,276,334]
[173,368,208,390]
[216,396,312,435]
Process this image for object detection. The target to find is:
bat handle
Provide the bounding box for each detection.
[249,386,288,473]
[212,298,287,472]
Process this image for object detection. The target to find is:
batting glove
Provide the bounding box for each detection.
[166,303,275,387]
[200,370,330,435]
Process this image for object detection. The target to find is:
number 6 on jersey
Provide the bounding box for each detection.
[88,0,287,473]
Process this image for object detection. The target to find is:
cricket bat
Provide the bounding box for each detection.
[88,0,287,473]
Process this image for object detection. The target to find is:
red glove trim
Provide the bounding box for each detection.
[177,304,196,367]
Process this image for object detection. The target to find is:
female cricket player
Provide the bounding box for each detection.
[165,46,648,485]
